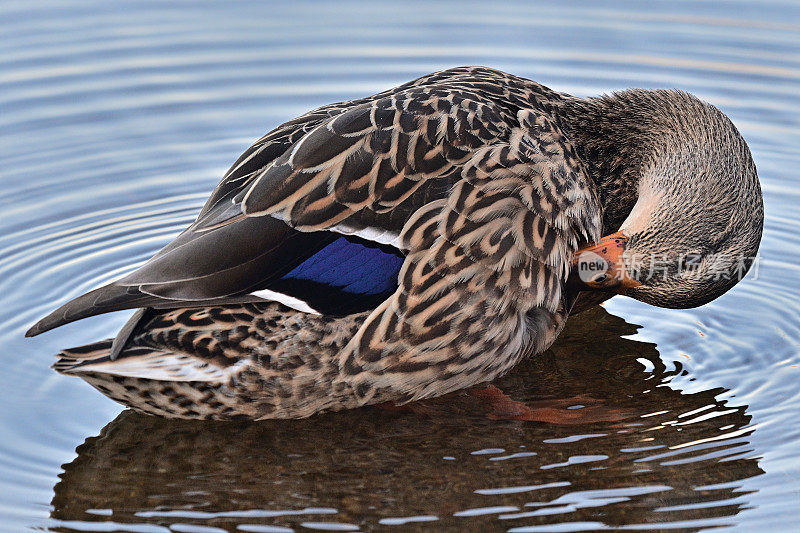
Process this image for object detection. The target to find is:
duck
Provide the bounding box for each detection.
[27,66,763,420]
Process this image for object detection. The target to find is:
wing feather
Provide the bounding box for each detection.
[333,110,602,404]
[235,91,510,235]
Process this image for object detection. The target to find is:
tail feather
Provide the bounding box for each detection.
[57,339,114,358]
[53,338,233,382]
[52,339,114,373]
[52,338,245,419]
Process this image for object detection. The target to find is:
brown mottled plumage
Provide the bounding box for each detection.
[31,66,763,419]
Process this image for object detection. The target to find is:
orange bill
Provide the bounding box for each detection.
[571,230,641,292]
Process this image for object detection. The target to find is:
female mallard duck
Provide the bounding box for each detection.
[28,66,763,420]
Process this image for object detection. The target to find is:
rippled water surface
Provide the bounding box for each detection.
[2,0,800,531]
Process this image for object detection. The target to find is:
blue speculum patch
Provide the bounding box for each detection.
[282,237,404,295]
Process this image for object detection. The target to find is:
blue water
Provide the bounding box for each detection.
[2,1,799,531]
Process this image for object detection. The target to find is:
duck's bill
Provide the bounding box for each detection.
[571,231,641,292]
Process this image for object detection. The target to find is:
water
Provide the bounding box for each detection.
[1,0,799,531]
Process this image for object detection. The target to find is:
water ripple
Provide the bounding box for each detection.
[1,0,798,532]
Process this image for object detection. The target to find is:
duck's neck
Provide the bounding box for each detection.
[559,92,667,233]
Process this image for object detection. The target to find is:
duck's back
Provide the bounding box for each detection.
[28,66,586,337]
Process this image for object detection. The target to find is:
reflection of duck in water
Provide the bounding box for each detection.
[28,67,763,419]
[51,307,763,531]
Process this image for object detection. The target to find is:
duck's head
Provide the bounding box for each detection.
[572,90,764,309]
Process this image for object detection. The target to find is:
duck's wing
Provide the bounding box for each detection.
[339,109,603,404]
[27,67,530,337]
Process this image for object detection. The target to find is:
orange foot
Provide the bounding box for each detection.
[377,386,634,425]
[466,385,634,425]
